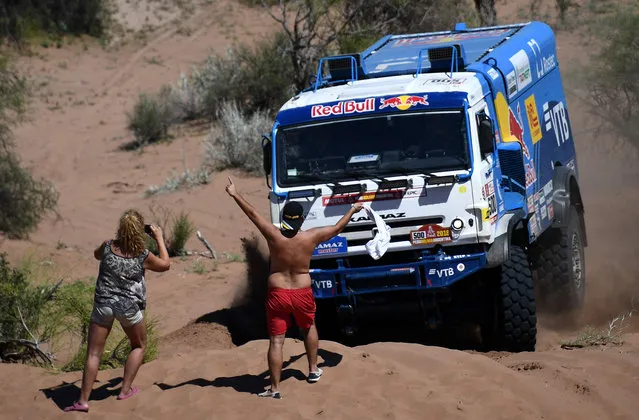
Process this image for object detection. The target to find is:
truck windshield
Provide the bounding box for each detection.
[276,110,470,187]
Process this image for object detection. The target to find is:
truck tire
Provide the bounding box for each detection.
[530,205,586,318]
[483,245,537,352]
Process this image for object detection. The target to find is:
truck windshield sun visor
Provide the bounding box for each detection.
[275,110,470,188]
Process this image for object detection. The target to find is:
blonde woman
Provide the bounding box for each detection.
[64,209,170,413]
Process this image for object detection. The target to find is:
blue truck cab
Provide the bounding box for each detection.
[261,21,587,352]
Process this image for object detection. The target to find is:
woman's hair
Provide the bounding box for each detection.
[115,209,146,256]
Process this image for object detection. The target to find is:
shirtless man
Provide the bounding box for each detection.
[225,176,363,399]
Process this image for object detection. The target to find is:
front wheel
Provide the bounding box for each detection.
[482,245,537,352]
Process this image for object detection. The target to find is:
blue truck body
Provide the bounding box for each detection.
[262,21,585,349]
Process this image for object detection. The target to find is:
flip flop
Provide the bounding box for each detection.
[117,386,140,400]
[258,389,282,399]
[308,368,323,383]
[63,401,89,413]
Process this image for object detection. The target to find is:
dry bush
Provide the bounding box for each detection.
[561,307,634,349]
[202,101,272,175]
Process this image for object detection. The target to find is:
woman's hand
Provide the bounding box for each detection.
[149,224,163,242]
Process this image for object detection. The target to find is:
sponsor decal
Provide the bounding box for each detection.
[391,29,510,47]
[424,78,468,85]
[443,254,470,260]
[379,95,429,111]
[322,188,425,206]
[487,68,500,80]
[428,267,455,278]
[543,100,571,147]
[506,71,518,97]
[527,39,556,79]
[547,203,554,220]
[540,203,547,220]
[305,211,318,221]
[509,50,532,92]
[410,224,452,245]
[525,163,537,188]
[538,189,546,206]
[313,279,334,289]
[494,93,532,160]
[567,159,575,171]
[312,235,347,256]
[458,185,467,194]
[481,179,497,223]
[311,98,375,118]
[527,195,535,213]
[348,154,379,164]
[525,95,542,144]
[529,214,539,237]
[351,212,405,223]
[457,263,466,272]
[543,180,553,197]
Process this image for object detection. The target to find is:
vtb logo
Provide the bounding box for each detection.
[379,95,429,111]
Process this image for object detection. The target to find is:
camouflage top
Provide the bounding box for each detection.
[94,240,149,313]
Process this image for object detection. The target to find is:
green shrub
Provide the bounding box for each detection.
[0,55,59,239]
[63,315,159,372]
[0,255,85,365]
[167,210,195,256]
[0,151,59,239]
[0,0,113,43]
[143,206,196,257]
[125,87,176,150]
[202,101,272,174]
[586,6,639,149]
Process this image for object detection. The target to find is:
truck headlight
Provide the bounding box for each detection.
[451,218,464,231]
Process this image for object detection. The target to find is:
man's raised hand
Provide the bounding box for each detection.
[225,176,237,197]
[352,202,364,212]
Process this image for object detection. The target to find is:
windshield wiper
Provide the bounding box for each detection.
[291,173,367,195]
[290,173,337,184]
[344,168,387,182]
[379,166,458,185]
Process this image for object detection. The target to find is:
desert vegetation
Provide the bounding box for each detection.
[0,253,159,369]
[584,2,639,150]
[0,0,112,44]
[0,55,58,239]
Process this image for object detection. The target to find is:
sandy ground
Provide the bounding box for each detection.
[1,0,639,419]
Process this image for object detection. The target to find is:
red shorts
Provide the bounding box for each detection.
[265,287,316,336]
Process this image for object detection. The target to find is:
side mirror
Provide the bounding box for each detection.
[261,134,272,188]
[477,113,495,157]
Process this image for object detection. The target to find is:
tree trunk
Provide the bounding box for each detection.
[474,0,497,26]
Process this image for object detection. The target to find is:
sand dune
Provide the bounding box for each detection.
[1,336,638,420]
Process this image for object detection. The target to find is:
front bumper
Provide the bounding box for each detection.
[310,250,487,298]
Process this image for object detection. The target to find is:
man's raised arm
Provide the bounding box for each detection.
[309,202,364,244]
[225,176,278,241]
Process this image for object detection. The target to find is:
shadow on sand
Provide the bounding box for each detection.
[40,377,123,411]
[153,348,343,395]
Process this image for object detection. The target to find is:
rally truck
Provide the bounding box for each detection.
[260,21,587,352]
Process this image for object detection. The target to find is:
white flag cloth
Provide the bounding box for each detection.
[363,205,391,260]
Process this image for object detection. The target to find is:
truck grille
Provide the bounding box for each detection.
[342,217,443,247]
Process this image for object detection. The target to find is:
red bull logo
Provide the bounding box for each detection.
[311,98,375,118]
[379,95,429,111]
[508,103,531,159]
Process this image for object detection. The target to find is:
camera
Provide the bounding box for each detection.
[144,224,153,235]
